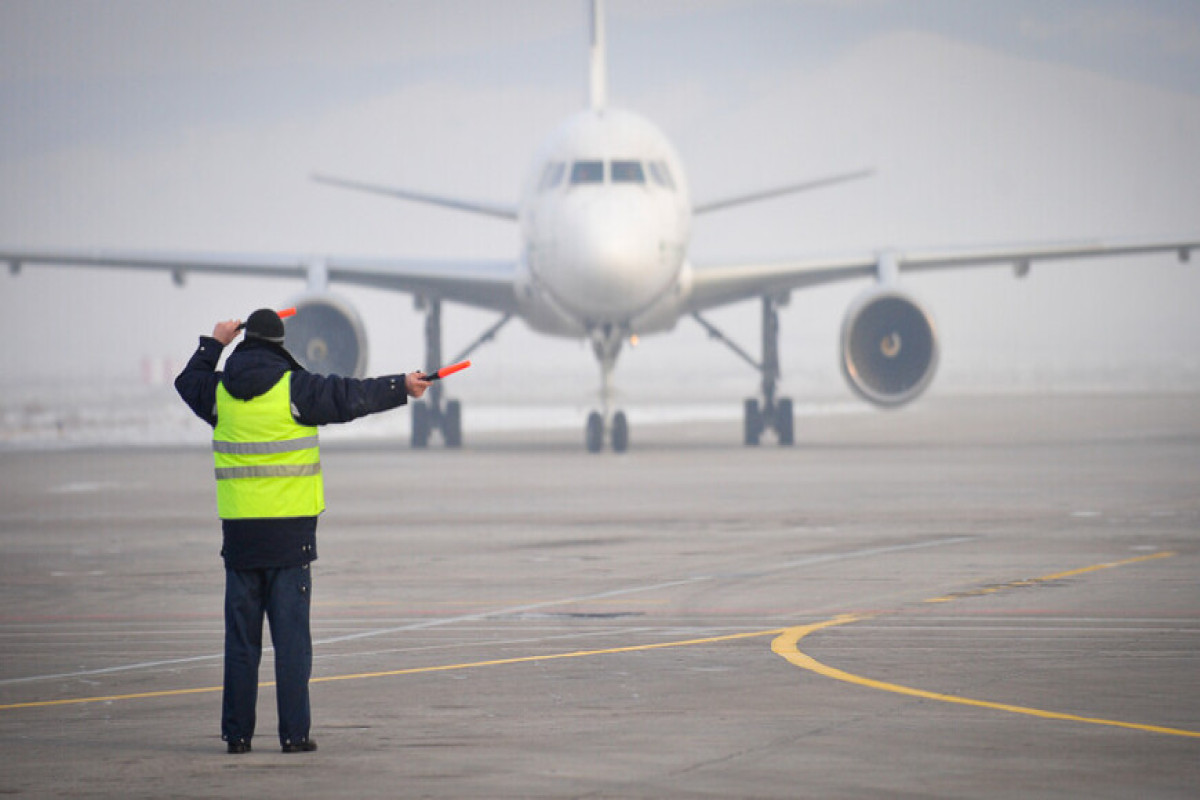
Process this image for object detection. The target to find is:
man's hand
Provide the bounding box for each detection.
[212,320,242,346]
[405,372,432,399]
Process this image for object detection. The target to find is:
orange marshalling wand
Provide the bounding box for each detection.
[424,360,471,381]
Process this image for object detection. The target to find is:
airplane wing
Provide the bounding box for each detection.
[323,254,517,312]
[1,247,520,314]
[692,168,874,215]
[688,236,1199,311]
[312,174,519,222]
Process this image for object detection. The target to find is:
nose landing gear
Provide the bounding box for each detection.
[584,325,629,453]
[586,409,629,453]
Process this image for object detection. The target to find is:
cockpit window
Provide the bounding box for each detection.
[611,160,645,184]
[570,160,604,184]
[539,161,566,191]
[648,160,675,190]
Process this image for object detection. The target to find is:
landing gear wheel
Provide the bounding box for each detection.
[743,399,762,446]
[585,411,604,454]
[444,400,462,448]
[611,410,629,453]
[411,402,430,449]
[776,398,794,446]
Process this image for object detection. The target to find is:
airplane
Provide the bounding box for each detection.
[3,0,1198,452]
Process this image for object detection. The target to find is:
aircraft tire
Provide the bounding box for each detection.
[743,399,762,446]
[412,402,430,449]
[611,410,629,453]
[586,411,604,453]
[776,398,794,446]
[444,400,463,448]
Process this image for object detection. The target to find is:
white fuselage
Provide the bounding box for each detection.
[514,108,694,338]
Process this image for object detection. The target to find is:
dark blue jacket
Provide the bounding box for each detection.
[175,336,410,569]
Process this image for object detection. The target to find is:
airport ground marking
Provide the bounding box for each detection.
[772,551,1200,739]
[923,551,1177,603]
[0,627,788,712]
[0,684,229,711]
[1,535,972,688]
[309,627,787,685]
[4,543,1163,719]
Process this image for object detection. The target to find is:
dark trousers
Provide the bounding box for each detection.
[222,564,313,746]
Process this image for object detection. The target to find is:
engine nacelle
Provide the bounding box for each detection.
[284,293,369,378]
[840,288,938,408]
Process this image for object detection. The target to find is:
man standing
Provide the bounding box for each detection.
[175,309,430,754]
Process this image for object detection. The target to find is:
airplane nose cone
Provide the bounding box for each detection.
[556,196,665,315]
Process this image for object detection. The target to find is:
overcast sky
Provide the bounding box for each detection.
[2,0,1199,405]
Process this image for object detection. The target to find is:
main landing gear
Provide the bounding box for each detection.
[584,324,629,454]
[410,297,511,449]
[693,293,794,446]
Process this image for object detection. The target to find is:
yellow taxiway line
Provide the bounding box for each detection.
[3,551,1193,740]
[0,628,784,711]
[771,551,1200,739]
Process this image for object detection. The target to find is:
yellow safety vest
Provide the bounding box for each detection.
[212,373,325,520]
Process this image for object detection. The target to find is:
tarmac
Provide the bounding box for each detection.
[1,392,1198,798]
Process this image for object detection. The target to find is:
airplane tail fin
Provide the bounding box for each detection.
[589,0,607,111]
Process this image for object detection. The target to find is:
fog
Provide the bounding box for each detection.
[2,0,1199,427]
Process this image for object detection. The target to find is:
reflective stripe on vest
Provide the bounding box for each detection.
[212,436,319,455]
[213,373,325,520]
[214,463,323,480]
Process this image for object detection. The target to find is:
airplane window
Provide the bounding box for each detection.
[611,160,645,183]
[649,161,675,190]
[539,161,565,191]
[570,161,604,184]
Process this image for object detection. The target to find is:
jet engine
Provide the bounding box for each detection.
[283,294,369,378]
[839,287,938,407]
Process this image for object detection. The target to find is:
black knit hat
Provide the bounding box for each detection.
[244,308,286,344]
